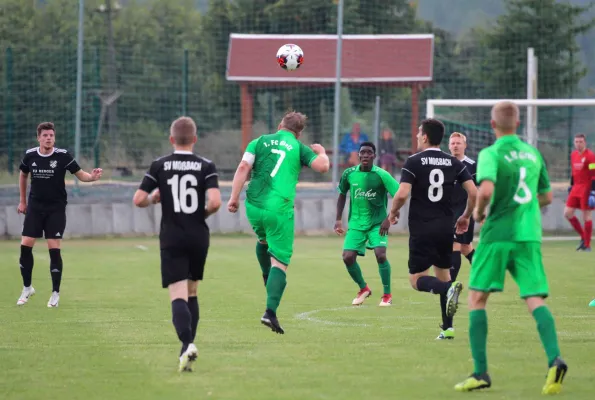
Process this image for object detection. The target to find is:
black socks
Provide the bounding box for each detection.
[49,249,63,293]
[19,245,34,287]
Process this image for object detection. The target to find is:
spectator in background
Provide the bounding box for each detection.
[340,123,369,166]
[379,128,397,175]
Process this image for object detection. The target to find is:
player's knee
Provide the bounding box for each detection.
[342,252,356,266]
[21,236,35,247]
[564,208,574,219]
[187,281,199,297]
[408,274,421,290]
[47,239,61,250]
[468,290,488,309]
[583,211,592,221]
[374,249,387,264]
[524,296,546,313]
[461,244,473,255]
[258,240,268,245]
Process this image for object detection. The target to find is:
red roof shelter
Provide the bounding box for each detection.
[226,33,434,155]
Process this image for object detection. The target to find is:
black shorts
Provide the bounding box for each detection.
[408,223,453,274]
[453,215,476,245]
[160,243,209,288]
[22,207,66,239]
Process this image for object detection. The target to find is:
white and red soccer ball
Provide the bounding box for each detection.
[276,44,304,71]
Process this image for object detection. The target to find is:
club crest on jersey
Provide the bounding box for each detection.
[49,160,57,169]
[354,188,377,200]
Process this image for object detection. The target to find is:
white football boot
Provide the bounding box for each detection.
[17,286,36,306]
[352,285,372,306]
[47,291,60,308]
[178,343,198,372]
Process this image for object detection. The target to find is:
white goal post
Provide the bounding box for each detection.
[426,98,595,147]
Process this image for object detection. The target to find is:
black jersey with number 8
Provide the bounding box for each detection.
[400,148,472,234]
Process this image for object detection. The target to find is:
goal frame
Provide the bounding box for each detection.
[426,98,595,147]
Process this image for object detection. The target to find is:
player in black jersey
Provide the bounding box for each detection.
[448,132,477,281]
[133,116,221,372]
[17,122,103,308]
[388,119,477,338]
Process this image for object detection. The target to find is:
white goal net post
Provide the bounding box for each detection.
[425,98,595,182]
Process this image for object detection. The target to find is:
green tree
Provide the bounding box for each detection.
[477,0,595,99]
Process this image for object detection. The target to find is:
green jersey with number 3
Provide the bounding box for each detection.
[338,165,400,231]
[244,130,317,212]
[476,135,551,243]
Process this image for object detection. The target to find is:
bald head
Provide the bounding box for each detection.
[170,116,197,145]
[491,101,520,134]
[280,111,307,136]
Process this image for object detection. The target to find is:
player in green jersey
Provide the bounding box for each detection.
[454,101,567,395]
[227,111,330,334]
[334,142,400,306]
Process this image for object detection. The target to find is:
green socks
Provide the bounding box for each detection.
[469,309,488,374]
[346,262,367,289]
[256,242,271,282]
[378,261,391,294]
[532,305,561,367]
[266,267,287,313]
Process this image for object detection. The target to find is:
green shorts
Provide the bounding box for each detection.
[245,202,294,266]
[343,225,387,256]
[469,241,549,299]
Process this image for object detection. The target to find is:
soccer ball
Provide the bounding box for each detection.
[276,44,304,71]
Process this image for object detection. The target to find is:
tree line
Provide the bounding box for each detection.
[0,0,592,171]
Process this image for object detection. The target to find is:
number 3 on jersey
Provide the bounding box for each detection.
[167,174,198,214]
[428,168,444,202]
[270,149,286,177]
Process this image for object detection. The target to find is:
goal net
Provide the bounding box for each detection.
[426,99,595,183]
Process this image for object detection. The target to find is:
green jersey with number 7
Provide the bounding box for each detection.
[476,134,551,243]
[244,130,318,213]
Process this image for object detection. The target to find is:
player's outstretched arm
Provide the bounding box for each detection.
[17,171,28,214]
[74,168,103,182]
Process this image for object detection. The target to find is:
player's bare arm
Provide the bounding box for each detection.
[334,193,347,235]
[205,188,222,218]
[455,180,478,234]
[17,171,28,214]
[309,144,330,173]
[228,159,252,213]
[74,168,103,182]
[473,180,494,224]
[133,188,160,208]
[538,191,553,208]
[388,183,409,224]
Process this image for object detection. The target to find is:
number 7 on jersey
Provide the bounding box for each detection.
[270,149,286,177]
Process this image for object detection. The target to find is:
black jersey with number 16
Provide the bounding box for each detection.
[139,151,219,247]
[400,148,472,235]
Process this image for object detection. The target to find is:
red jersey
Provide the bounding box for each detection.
[571,148,595,186]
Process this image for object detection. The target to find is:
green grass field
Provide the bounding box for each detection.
[0,236,593,400]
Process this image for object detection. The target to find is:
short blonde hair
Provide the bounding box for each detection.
[449,132,466,142]
[170,116,197,145]
[280,111,307,134]
[491,101,519,132]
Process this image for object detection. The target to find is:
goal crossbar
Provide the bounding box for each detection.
[426,98,595,118]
